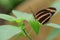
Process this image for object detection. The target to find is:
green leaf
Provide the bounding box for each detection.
[29,20,42,35]
[0,14,16,22]
[46,23,60,28]
[46,28,60,40]
[46,23,60,40]
[0,25,22,40]
[12,10,35,21]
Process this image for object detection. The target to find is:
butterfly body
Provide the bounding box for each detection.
[34,7,56,24]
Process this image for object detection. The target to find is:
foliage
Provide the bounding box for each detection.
[0,10,60,40]
[46,23,60,40]
[0,25,22,40]
[29,20,41,35]
[0,10,41,40]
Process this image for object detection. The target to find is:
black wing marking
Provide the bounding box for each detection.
[36,12,52,24]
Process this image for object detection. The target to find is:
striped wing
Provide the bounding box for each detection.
[35,10,52,24]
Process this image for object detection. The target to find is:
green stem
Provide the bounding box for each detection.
[17,21,32,40]
[22,29,32,40]
[15,28,32,40]
[29,29,33,35]
[14,32,22,40]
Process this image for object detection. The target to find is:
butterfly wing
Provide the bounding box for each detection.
[35,9,53,24]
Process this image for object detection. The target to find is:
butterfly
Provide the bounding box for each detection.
[12,7,56,24]
[33,7,56,24]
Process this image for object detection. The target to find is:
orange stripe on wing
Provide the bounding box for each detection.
[42,13,52,24]
[37,13,49,21]
[35,11,45,18]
